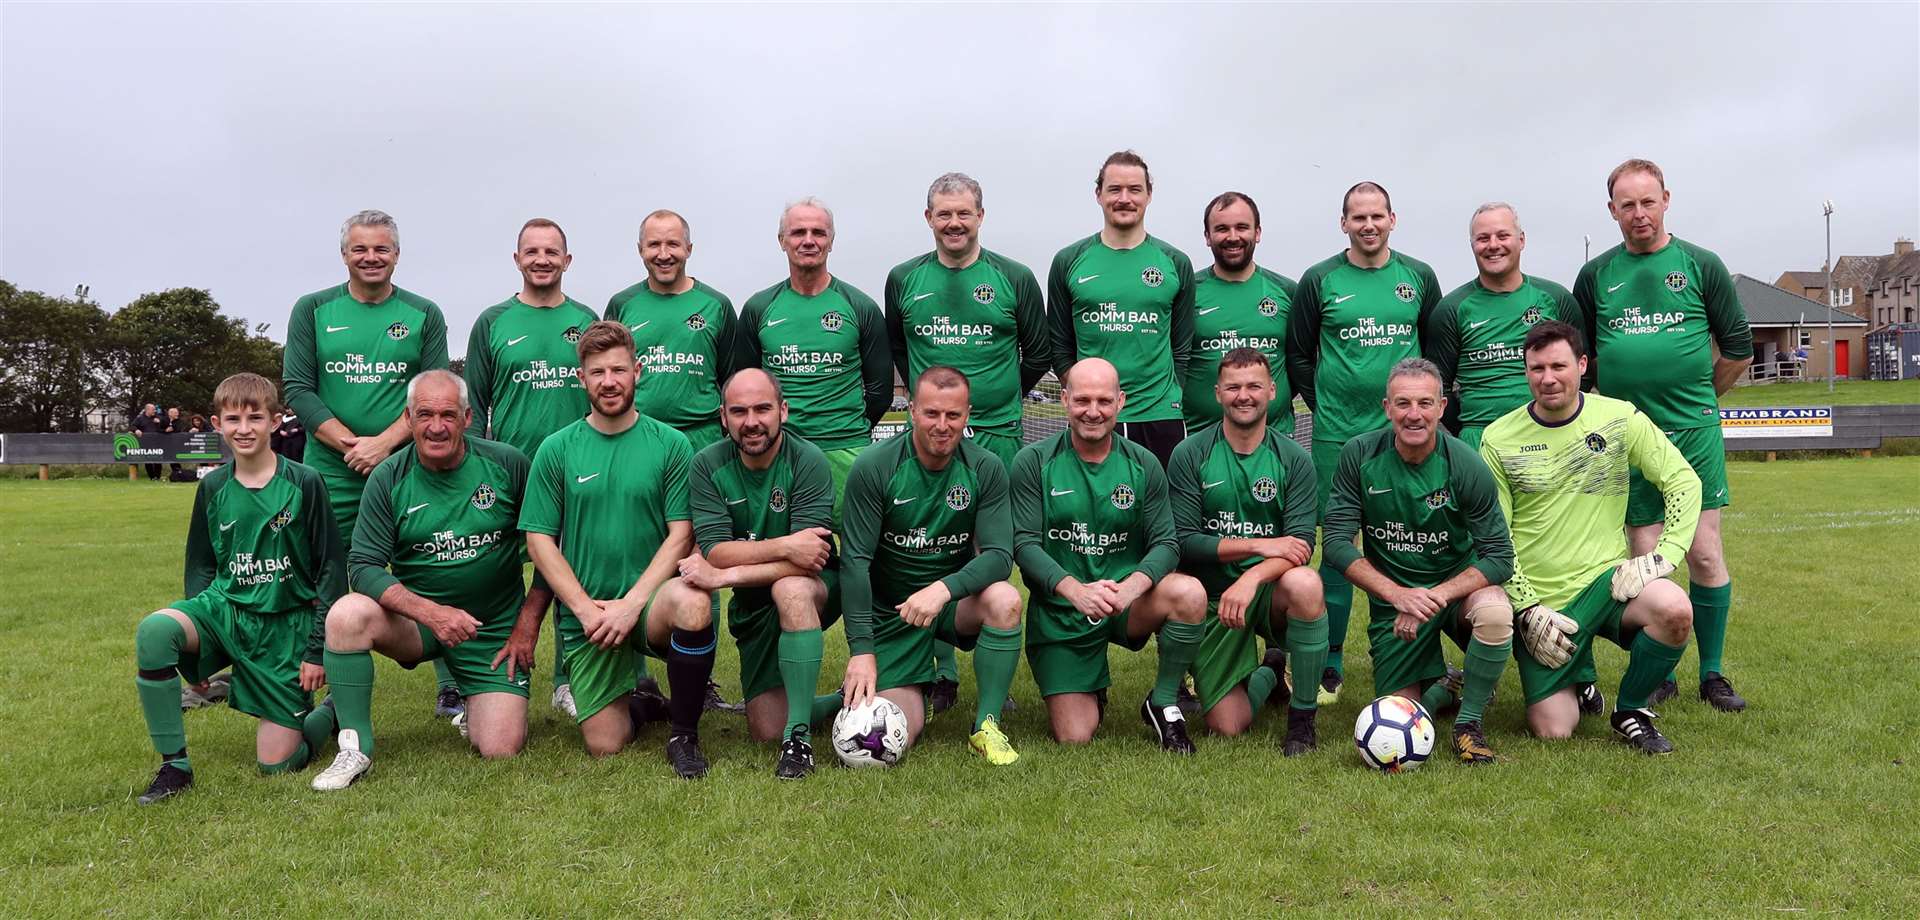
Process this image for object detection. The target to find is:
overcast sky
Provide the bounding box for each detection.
[4,2,1915,353]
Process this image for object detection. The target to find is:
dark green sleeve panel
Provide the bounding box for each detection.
[1131,444,1181,582]
[842,281,893,427]
[938,446,1014,599]
[1287,263,1326,413]
[1162,238,1197,380]
[790,437,836,535]
[1321,437,1368,576]
[1535,276,1577,324]
[1413,255,1443,314]
[1046,239,1090,378]
[282,290,333,428]
[401,291,452,373]
[837,444,893,655]
[297,463,347,663]
[1010,443,1069,593]
[1425,282,1470,391]
[1167,432,1217,564]
[464,303,504,438]
[347,452,405,601]
[1685,240,1753,360]
[884,259,911,389]
[1276,432,1319,543]
[1005,255,1053,395]
[687,443,731,556]
[182,469,220,597]
[706,286,740,387]
[1449,437,1514,585]
[1571,254,1601,387]
[732,285,774,373]
[602,283,638,325]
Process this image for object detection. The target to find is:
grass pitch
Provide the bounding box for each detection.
[2,457,1918,917]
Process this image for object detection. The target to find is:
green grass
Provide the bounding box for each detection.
[1720,378,1919,406]
[4,462,1919,916]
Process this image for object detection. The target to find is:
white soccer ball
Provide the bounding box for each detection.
[831,697,910,768]
[1353,694,1436,773]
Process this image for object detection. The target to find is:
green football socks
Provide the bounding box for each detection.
[431,657,458,693]
[1246,663,1280,712]
[933,639,960,684]
[1420,679,1458,716]
[777,628,825,740]
[1619,631,1686,711]
[811,692,844,727]
[1691,580,1732,680]
[1319,562,1351,677]
[1150,621,1205,707]
[1457,638,1511,726]
[135,613,190,764]
[324,646,377,755]
[1286,615,1329,711]
[972,625,1023,731]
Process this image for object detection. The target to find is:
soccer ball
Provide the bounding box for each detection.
[831,697,910,768]
[1353,694,1436,773]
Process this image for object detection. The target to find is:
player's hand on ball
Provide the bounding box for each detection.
[895,582,950,628]
[1609,552,1675,602]
[427,604,481,647]
[842,653,877,706]
[1219,575,1261,630]
[785,527,834,572]
[1516,604,1579,667]
[299,661,325,692]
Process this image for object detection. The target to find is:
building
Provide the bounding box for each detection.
[1775,237,1918,329]
[1737,274,1868,380]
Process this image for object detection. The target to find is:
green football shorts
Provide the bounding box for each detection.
[1514,573,1635,706]
[411,617,531,699]
[171,590,314,731]
[561,586,669,724]
[870,597,977,693]
[964,427,1022,473]
[730,569,841,701]
[1191,583,1279,711]
[1025,605,1153,697]
[1628,424,1728,526]
[1364,598,1471,698]
[680,420,726,452]
[822,446,865,531]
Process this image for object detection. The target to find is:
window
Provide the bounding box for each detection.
[1798,329,1812,347]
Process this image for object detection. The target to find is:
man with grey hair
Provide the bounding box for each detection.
[312,368,542,790]
[734,197,891,528]
[1422,203,1575,450]
[1321,356,1516,764]
[883,172,1049,714]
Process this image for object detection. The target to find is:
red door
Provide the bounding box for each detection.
[1835,339,1850,378]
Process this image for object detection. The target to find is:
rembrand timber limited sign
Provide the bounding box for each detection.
[0,432,230,464]
[1719,407,1832,439]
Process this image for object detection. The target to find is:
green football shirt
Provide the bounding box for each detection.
[347,435,530,628]
[1321,428,1513,591]
[182,457,346,663]
[885,249,1050,436]
[1010,432,1181,643]
[463,296,598,459]
[1573,237,1753,431]
[1183,265,1297,433]
[1285,251,1440,444]
[838,434,1013,655]
[1479,394,1700,610]
[688,432,836,614]
[604,279,737,431]
[734,278,891,451]
[520,415,692,648]
[1424,276,1574,430]
[283,283,450,439]
[1046,234,1195,423]
[1165,424,1317,598]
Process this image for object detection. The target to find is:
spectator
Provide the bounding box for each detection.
[164,407,188,480]
[130,403,164,480]
[272,410,306,462]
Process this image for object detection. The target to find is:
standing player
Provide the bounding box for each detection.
[606,210,738,452]
[1285,182,1441,703]
[282,210,452,715]
[1012,358,1207,751]
[463,218,598,720]
[520,321,718,777]
[1575,159,1753,712]
[734,198,892,521]
[885,172,1050,714]
[1047,150,1196,467]
[837,367,1025,765]
[677,368,842,779]
[1166,349,1325,752]
[312,371,544,790]
[1322,358,1516,764]
[1184,192,1297,435]
[131,373,346,804]
[1481,322,1700,752]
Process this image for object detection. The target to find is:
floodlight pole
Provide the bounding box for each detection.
[1583,235,1591,263]
[1823,200,1835,392]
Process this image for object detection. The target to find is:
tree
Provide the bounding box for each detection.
[0,280,110,432]
[96,287,284,420]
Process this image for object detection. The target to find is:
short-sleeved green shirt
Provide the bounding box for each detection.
[1183,266,1297,433]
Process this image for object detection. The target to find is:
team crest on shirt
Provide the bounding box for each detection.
[1141,267,1164,288]
[268,508,294,533]
[1251,477,1278,503]
[1258,296,1279,317]
[1665,271,1689,293]
[972,283,996,305]
[386,321,410,341]
[471,483,497,511]
[945,485,972,511]
[1394,283,1416,303]
[1523,305,1543,325]
[562,325,583,343]
[769,487,788,514]
[1585,433,1608,454]
[1110,483,1136,510]
[1424,488,1451,510]
[821,311,844,332]
[686,313,707,332]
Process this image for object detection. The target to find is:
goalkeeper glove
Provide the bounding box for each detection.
[1516,604,1579,668]
[1609,552,1675,602]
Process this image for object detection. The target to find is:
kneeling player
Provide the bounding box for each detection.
[678,368,845,779]
[1480,322,1699,753]
[1012,359,1208,752]
[133,373,346,804]
[1324,358,1516,764]
[311,371,543,790]
[838,367,1025,765]
[1167,349,1326,753]
[522,321,718,776]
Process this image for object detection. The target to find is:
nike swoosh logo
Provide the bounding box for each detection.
[892,497,916,505]
[1468,319,1490,330]
[912,292,937,302]
[630,321,650,331]
[219,520,236,531]
[506,335,528,346]
[325,325,350,333]
[1196,306,1220,315]
[1333,294,1356,304]
[406,502,430,514]
[576,473,600,484]
[1076,274,1100,284]
[1714,489,1725,498]
[1607,282,1627,293]
[1049,488,1074,496]
[1368,486,1392,495]
[765,318,789,327]
[1202,480,1226,490]
[725,497,747,506]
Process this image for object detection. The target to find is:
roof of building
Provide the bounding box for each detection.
[1735,274,1868,326]
[1778,270,1829,289]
